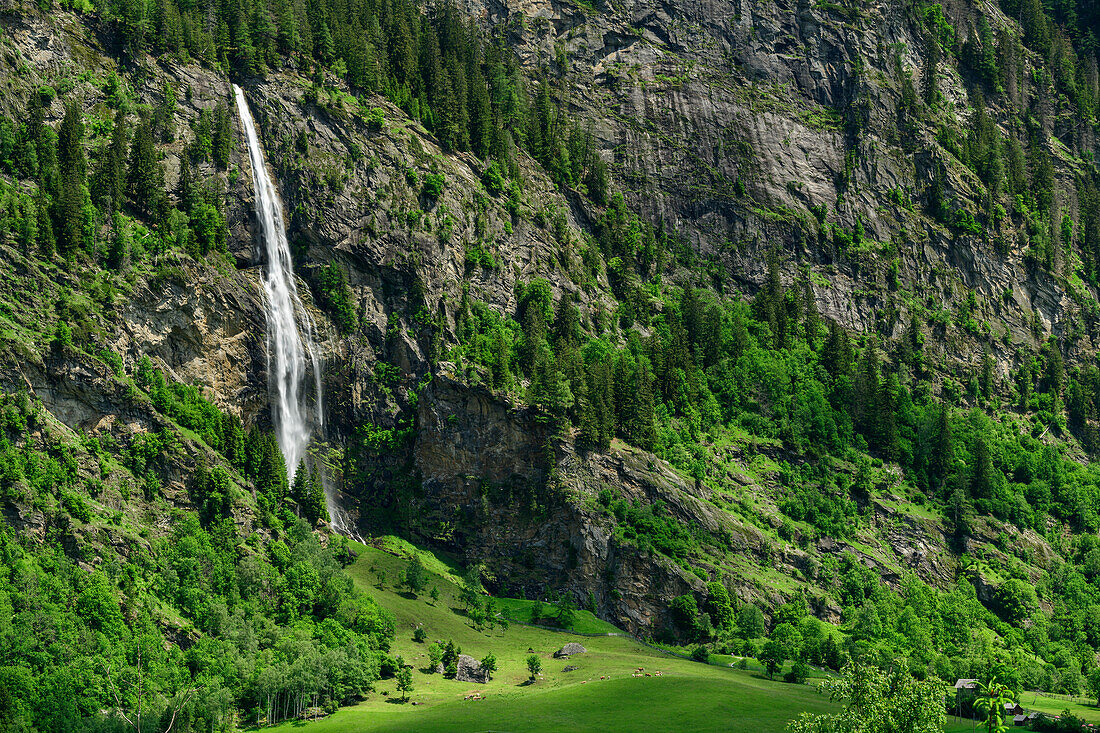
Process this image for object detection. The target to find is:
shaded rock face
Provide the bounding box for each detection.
[411,373,716,634]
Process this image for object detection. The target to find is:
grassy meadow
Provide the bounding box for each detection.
[272,539,1100,732]
[267,539,837,732]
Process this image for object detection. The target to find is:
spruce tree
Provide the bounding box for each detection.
[291,460,310,512]
[54,170,84,255]
[57,101,85,179]
[126,120,166,220]
[212,102,232,169]
[802,277,820,346]
[35,190,54,257]
[853,343,881,441]
[106,214,128,268]
[880,374,901,461]
[970,434,994,500]
[95,109,129,212]
[931,406,955,493]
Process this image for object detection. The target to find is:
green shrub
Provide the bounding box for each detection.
[423,172,445,199]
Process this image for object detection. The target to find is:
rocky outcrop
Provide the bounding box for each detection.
[454,0,1098,385]
[437,654,491,683]
[554,643,587,658]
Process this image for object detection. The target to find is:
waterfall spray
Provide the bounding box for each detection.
[234,86,341,529]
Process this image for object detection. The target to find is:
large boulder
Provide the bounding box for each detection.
[553,642,587,658]
[438,654,490,683]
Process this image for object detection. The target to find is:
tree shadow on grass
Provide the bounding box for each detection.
[397,591,419,600]
[517,679,537,687]
[385,697,411,705]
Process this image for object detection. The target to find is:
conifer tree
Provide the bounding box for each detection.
[931,406,955,493]
[126,120,166,221]
[970,434,994,500]
[575,378,600,452]
[880,374,901,461]
[35,190,54,257]
[57,101,85,179]
[54,169,84,256]
[95,109,129,212]
[853,343,881,440]
[802,277,820,346]
[212,102,232,169]
[291,462,329,525]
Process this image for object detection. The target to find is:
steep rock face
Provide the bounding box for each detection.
[408,370,833,631]
[0,0,1080,638]
[0,12,271,425]
[237,73,617,433]
[457,0,1099,380]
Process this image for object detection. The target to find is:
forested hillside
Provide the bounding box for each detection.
[2,0,1100,727]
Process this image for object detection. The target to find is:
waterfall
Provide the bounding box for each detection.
[233,85,323,488]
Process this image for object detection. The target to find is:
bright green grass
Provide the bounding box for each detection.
[283,665,837,733]
[494,596,623,635]
[278,541,981,732]
[269,541,838,732]
[1017,690,1100,722]
[940,691,1100,731]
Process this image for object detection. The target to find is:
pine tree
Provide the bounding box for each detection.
[220,412,245,468]
[119,0,148,56]
[57,101,85,179]
[177,157,195,214]
[527,341,572,419]
[922,31,941,107]
[95,109,129,212]
[37,127,59,199]
[853,343,881,440]
[54,168,84,255]
[700,302,724,368]
[588,357,614,451]
[291,465,329,526]
[575,378,600,452]
[256,434,288,509]
[468,74,492,159]
[126,120,166,221]
[552,293,580,351]
[976,16,1000,90]
[488,327,510,390]
[822,322,854,380]
[291,460,310,513]
[802,277,820,346]
[35,190,54,257]
[880,374,901,461]
[754,247,786,347]
[970,434,994,500]
[946,484,972,549]
[153,82,177,143]
[631,361,657,450]
[212,102,232,169]
[980,349,995,398]
[931,406,955,493]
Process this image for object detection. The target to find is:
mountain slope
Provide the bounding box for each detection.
[2,0,1100,727]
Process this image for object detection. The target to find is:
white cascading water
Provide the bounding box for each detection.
[233,85,330,514]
